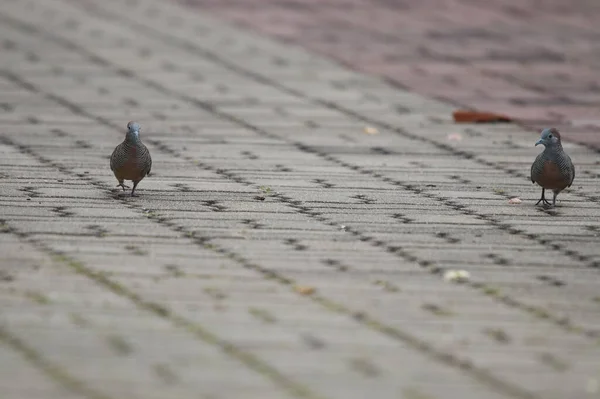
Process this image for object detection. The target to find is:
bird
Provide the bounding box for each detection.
[530,128,574,207]
[110,121,152,197]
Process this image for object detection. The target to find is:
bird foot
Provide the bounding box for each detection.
[535,198,552,207]
[117,183,130,191]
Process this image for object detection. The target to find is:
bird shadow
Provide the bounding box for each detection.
[537,207,559,216]
[110,190,137,200]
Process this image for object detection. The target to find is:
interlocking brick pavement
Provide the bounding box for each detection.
[180,0,600,148]
[0,0,600,398]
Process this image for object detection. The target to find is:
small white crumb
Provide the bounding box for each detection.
[447,133,463,141]
[340,225,346,230]
[508,197,522,204]
[444,269,471,283]
[363,126,379,135]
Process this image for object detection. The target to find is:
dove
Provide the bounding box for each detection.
[110,121,152,196]
[530,128,574,207]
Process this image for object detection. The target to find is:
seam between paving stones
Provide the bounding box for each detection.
[2,8,598,272]
[0,324,114,399]
[2,66,597,343]
[0,88,542,399]
[0,145,326,399]
[0,33,597,340]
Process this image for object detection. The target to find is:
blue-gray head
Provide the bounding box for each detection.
[126,121,141,142]
[535,128,561,148]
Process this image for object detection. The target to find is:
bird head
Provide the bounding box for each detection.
[535,128,561,148]
[126,121,141,142]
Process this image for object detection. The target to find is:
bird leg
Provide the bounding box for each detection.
[535,188,552,207]
[117,181,130,191]
[552,191,558,207]
[130,181,140,197]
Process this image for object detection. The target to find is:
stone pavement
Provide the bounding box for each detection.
[0,0,599,398]
[183,0,600,149]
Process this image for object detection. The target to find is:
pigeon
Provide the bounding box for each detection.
[531,128,574,207]
[110,121,152,196]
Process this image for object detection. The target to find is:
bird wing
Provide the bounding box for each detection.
[530,162,535,183]
[109,144,120,172]
[531,153,544,184]
[568,154,575,187]
[139,143,152,177]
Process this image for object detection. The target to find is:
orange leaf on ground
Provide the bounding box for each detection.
[294,285,316,295]
[453,110,512,124]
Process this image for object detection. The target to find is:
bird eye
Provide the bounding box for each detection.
[548,134,553,138]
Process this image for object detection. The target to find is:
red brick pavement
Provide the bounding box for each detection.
[179,0,600,148]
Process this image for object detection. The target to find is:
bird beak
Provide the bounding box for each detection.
[535,139,544,146]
